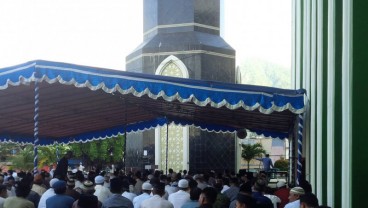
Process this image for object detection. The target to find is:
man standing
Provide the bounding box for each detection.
[284,187,305,208]
[54,151,73,180]
[255,154,274,172]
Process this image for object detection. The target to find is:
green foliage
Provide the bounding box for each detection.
[1,135,126,170]
[69,134,125,168]
[241,143,266,170]
[10,145,34,171]
[239,58,291,89]
[38,144,70,167]
[274,158,289,171]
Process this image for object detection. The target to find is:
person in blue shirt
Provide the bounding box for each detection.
[256,154,274,172]
[46,180,75,208]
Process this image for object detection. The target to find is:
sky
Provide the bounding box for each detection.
[0,0,291,70]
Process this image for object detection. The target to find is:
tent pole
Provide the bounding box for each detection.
[166,122,169,175]
[123,131,127,173]
[33,80,40,175]
[56,141,60,161]
[297,114,304,185]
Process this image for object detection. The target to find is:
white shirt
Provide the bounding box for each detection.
[133,192,151,208]
[284,199,300,208]
[6,187,15,197]
[165,185,178,195]
[168,190,190,208]
[141,195,173,208]
[94,184,112,203]
[264,194,281,208]
[74,180,83,189]
[221,185,230,193]
[134,179,143,195]
[38,188,56,208]
[122,191,137,202]
[0,197,5,208]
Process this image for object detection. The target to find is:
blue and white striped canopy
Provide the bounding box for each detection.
[0,60,306,145]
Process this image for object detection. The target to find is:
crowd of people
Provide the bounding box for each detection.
[0,166,330,208]
[0,150,331,208]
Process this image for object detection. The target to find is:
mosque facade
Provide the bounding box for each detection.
[125,0,237,173]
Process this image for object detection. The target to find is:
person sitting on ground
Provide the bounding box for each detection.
[102,178,133,208]
[3,179,34,208]
[23,175,40,208]
[4,176,15,197]
[72,180,101,208]
[229,182,252,208]
[224,177,240,202]
[264,186,281,208]
[93,175,112,203]
[198,187,218,208]
[65,179,80,201]
[168,179,190,208]
[141,182,173,208]
[274,181,289,208]
[194,174,208,190]
[132,182,152,208]
[31,175,46,197]
[235,193,256,208]
[164,176,177,198]
[181,187,201,208]
[38,178,59,208]
[133,171,143,195]
[220,177,230,194]
[284,186,305,208]
[252,178,273,208]
[74,171,85,192]
[0,184,8,208]
[46,180,75,208]
[213,182,230,208]
[300,193,319,208]
[121,179,137,202]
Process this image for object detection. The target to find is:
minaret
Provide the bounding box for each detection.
[126,0,235,83]
[125,0,236,173]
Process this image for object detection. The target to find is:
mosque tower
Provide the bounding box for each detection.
[125,0,236,173]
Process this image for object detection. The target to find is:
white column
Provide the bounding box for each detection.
[182,126,189,171]
[327,0,335,206]
[155,128,161,169]
[316,0,324,201]
[310,0,317,189]
[291,0,296,89]
[303,0,311,182]
[341,0,352,207]
[295,0,302,89]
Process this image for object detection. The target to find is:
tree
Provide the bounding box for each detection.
[69,134,126,169]
[241,143,266,171]
[38,144,71,168]
[10,145,34,171]
[274,158,289,171]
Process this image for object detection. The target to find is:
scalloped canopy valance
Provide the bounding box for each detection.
[0,60,306,145]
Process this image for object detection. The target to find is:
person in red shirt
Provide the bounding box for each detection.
[274,181,290,208]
